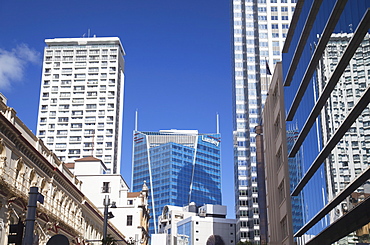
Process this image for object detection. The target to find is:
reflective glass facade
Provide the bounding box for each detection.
[286,127,305,235]
[283,0,370,243]
[177,222,192,244]
[132,130,222,235]
[231,0,296,242]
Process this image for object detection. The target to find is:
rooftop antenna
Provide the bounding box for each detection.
[216,113,220,134]
[135,109,138,131]
[88,29,91,38]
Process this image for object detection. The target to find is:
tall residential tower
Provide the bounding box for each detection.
[231,0,296,242]
[36,37,125,174]
[131,129,222,235]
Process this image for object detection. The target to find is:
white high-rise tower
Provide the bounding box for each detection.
[36,37,125,174]
[231,0,296,242]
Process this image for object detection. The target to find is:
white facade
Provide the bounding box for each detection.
[231,0,296,242]
[158,203,236,245]
[36,37,125,174]
[73,157,150,244]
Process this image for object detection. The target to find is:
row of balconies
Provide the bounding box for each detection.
[44,55,118,62]
[52,67,118,72]
[39,126,114,134]
[42,88,116,97]
[44,73,116,79]
[45,50,117,56]
[54,141,114,148]
[39,116,116,125]
[1,164,84,232]
[42,79,116,86]
[52,62,111,67]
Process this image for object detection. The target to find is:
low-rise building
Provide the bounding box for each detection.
[72,156,150,244]
[156,202,236,245]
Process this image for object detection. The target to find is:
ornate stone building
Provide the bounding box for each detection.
[0,93,148,244]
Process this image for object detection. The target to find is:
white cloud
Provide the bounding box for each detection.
[0,44,40,90]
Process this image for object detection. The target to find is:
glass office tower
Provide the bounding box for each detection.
[131,129,222,235]
[283,0,370,243]
[231,0,296,242]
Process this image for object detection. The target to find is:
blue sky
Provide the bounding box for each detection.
[0,0,234,217]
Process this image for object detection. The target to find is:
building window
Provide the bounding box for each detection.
[274,114,281,137]
[127,215,133,226]
[276,147,282,168]
[278,180,285,204]
[280,216,288,239]
[281,6,288,12]
[58,117,69,122]
[102,182,110,193]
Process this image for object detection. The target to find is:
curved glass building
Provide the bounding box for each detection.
[283,0,370,243]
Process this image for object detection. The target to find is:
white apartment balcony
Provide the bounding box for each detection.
[75,74,86,79]
[69,136,82,142]
[72,98,84,103]
[89,56,99,60]
[63,56,73,61]
[87,80,98,85]
[85,118,96,123]
[76,56,87,61]
[84,130,95,136]
[55,144,67,149]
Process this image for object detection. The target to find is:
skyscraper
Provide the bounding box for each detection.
[282,0,370,243]
[36,37,125,174]
[131,129,222,235]
[231,0,296,242]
